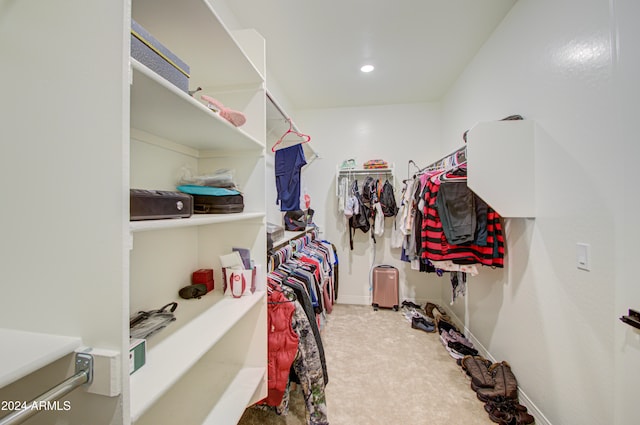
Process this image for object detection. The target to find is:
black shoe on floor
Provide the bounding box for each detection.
[448,341,479,356]
[402,300,422,309]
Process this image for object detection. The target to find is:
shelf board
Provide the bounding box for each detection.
[467,120,536,218]
[202,367,265,425]
[337,167,394,175]
[131,0,264,87]
[271,227,315,250]
[130,212,265,233]
[130,291,266,421]
[130,60,264,152]
[0,329,82,388]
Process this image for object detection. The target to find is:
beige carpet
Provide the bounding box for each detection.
[238,304,495,425]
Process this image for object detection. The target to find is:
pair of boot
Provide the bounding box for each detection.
[461,357,534,424]
[461,355,495,392]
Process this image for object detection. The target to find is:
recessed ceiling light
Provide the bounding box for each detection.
[360,64,375,73]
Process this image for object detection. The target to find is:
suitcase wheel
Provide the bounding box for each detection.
[372,303,379,311]
[393,305,399,311]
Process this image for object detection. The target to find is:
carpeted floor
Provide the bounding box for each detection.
[238,303,495,425]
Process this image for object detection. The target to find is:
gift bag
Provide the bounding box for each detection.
[223,267,256,298]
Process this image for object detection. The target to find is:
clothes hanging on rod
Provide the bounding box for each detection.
[397,149,505,302]
[275,142,307,211]
[267,230,337,365]
[420,170,504,267]
[261,281,329,425]
[259,232,337,425]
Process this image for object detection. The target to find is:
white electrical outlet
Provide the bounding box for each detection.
[576,243,591,271]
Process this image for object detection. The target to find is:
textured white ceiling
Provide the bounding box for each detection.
[224,0,517,109]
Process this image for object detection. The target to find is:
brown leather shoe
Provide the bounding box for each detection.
[425,302,447,319]
[485,398,535,425]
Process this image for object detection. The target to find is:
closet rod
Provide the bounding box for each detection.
[0,353,93,425]
[418,146,467,174]
[266,91,301,133]
[271,227,315,252]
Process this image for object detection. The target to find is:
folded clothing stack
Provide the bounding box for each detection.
[363,159,389,169]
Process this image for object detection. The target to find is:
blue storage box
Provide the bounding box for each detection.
[131,19,190,93]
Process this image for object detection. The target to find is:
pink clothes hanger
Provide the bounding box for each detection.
[271,118,311,152]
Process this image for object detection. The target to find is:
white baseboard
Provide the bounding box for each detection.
[442,307,553,425]
[336,295,371,306]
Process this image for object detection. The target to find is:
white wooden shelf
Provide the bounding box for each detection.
[131,0,264,87]
[202,367,266,424]
[467,119,536,218]
[337,166,394,175]
[131,60,264,152]
[129,0,268,422]
[130,291,265,422]
[0,329,82,388]
[130,212,265,233]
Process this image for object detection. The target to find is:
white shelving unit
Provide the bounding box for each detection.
[130,60,263,151]
[2,1,268,424]
[129,1,268,424]
[0,329,82,389]
[129,292,264,421]
[466,120,536,218]
[130,212,265,233]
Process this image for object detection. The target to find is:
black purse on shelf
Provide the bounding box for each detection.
[284,210,307,231]
[129,302,178,339]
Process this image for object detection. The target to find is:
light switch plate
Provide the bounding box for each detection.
[576,243,590,271]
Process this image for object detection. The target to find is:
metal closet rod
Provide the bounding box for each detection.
[266,91,301,133]
[0,353,93,425]
[418,145,467,174]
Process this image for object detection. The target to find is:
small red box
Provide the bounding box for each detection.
[192,269,214,292]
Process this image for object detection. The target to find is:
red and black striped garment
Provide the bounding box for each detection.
[420,178,504,267]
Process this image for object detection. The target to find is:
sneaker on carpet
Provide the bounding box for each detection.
[448,329,474,348]
[411,316,435,333]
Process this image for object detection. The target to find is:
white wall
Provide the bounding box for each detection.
[295,103,445,305]
[440,0,630,424]
[613,1,640,424]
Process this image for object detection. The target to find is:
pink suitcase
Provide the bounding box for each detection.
[372,265,399,311]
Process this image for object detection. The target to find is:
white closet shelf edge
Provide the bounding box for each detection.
[130,212,265,233]
[0,329,82,388]
[129,291,265,421]
[201,367,266,425]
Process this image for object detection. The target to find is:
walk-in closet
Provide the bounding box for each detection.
[1,1,639,425]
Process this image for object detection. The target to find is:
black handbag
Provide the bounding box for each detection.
[129,302,178,339]
[284,210,307,231]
